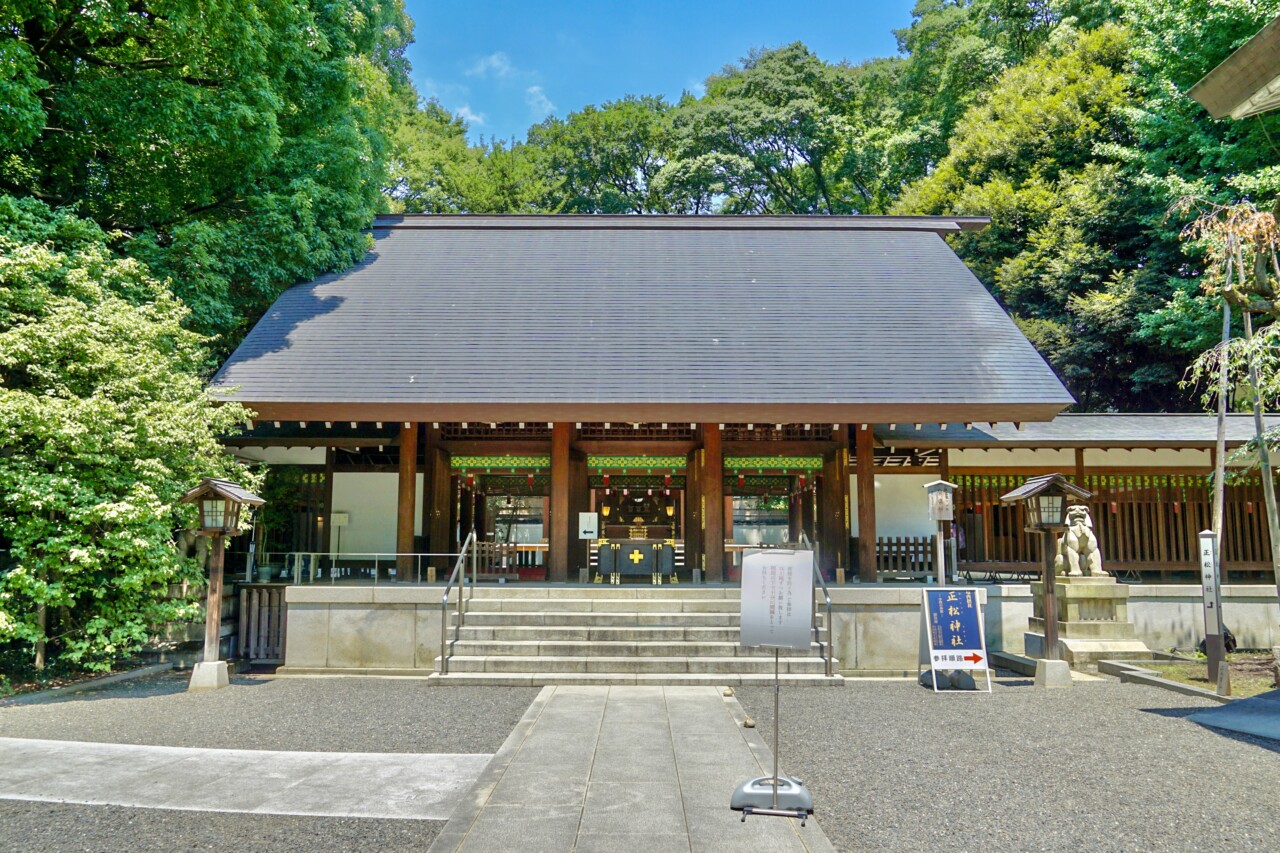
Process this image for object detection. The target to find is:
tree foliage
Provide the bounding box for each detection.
[0,197,253,667]
[2,0,415,347]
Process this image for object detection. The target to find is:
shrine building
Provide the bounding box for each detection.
[213,213,1078,585]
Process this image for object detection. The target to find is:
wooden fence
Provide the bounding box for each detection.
[875,536,935,582]
[238,584,286,662]
[954,473,1273,578]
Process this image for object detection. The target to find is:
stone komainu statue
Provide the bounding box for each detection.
[1054,505,1105,577]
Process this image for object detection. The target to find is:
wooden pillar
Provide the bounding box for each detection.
[724,496,735,541]
[322,447,336,555]
[459,481,474,543]
[856,424,878,582]
[569,449,590,575]
[820,426,851,578]
[789,476,803,542]
[428,437,452,576]
[1074,447,1086,487]
[800,480,816,544]
[702,424,725,581]
[396,423,418,579]
[549,422,572,581]
[685,448,703,568]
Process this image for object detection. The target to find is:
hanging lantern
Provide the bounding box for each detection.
[664,474,672,487]
[466,474,475,488]
[527,473,535,488]
[603,474,610,487]
[738,474,745,489]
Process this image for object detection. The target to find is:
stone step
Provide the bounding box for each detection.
[458,611,741,627]
[455,625,745,642]
[466,587,740,600]
[463,598,742,613]
[425,672,844,687]
[444,640,824,658]
[434,655,833,675]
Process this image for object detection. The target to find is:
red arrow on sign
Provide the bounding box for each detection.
[963,653,983,665]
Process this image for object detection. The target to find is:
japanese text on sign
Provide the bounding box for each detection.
[922,588,987,671]
[740,550,814,650]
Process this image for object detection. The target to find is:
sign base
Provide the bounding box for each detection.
[730,776,813,825]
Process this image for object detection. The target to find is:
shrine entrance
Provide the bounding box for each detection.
[592,487,683,584]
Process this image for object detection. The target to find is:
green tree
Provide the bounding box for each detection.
[527,96,686,213]
[0,197,254,669]
[1,0,415,348]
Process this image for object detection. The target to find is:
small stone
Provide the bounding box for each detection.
[723,687,735,697]
[743,715,756,728]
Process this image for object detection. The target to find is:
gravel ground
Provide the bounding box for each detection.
[738,676,1280,853]
[0,670,539,754]
[0,671,538,852]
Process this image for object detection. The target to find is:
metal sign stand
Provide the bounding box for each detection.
[731,550,815,825]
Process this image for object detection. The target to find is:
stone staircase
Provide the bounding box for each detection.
[426,586,843,686]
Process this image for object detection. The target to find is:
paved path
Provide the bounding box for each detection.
[0,737,490,820]
[430,685,835,853]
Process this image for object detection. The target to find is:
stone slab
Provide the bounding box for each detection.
[428,685,836,853]
[0,737,490,820]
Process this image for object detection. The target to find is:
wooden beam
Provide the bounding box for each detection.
[549,423,572,581]
[856,424,877,582]
[1075,447,1086,487]
[572,439,698,456]
[722,439,838,456]
[396,423,418,579]
[702,424,725,581]
[439,439,553,456]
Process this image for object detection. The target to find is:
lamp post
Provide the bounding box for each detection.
[181,478,264,691]
[923,480,958,583]
[1001,474,1092,688]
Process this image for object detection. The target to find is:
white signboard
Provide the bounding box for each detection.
[1198,530,1223,637]
[578,512,599,540]
[740,550,814,650]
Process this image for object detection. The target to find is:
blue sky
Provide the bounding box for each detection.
[404,1,919,144]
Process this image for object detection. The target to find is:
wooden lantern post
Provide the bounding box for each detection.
[181,478,264,691]
[1000,474,1092,687]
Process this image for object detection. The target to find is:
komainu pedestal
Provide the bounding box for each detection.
[1025,577,1150,668]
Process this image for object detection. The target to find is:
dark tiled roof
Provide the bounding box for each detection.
[875,414,1280,448]
[211,216,1073,422]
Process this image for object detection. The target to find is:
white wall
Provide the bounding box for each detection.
[850,474,937,539]
[330,472,423,555]
[1082,448,1210,468]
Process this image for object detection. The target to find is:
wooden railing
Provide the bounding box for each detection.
[875,536,935,582]
[238,584,286,662]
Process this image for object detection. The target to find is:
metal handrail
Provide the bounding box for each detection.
[799,532,834,677]
[439,530,477,676]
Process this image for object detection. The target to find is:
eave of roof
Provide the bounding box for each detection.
[874,413,1280,449]
[1189,16,1280,119]
[370,213,992,233]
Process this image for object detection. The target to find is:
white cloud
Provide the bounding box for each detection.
[466,52,515,79]
[456,104,486,126]
[525,86,556,117]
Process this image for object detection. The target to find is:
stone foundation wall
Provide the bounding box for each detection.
[278,583,1277,676]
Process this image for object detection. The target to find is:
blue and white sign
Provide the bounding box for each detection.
[923,588,988,672]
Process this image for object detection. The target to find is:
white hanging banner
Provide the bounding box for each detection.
[740,550,814,651]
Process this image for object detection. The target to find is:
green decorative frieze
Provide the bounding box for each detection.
[451,455,550,471]
[588,455,687,472]
[725,456,823,472]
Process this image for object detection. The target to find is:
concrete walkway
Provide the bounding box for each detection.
[0,737,490,820]
[429,685,835,853]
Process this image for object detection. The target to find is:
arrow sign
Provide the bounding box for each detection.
[923,588,990,675]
